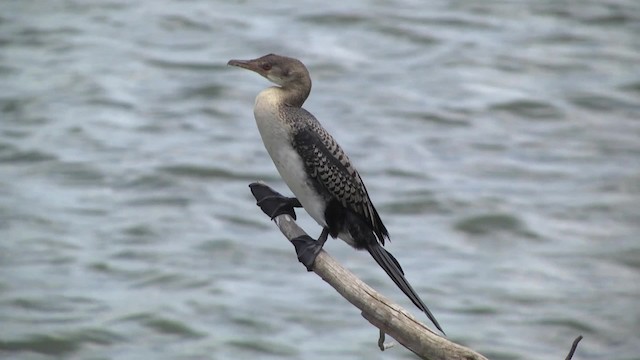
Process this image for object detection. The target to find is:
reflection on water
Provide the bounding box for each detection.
[1,1,639,359]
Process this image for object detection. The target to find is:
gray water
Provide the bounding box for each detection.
[1,1,639,359]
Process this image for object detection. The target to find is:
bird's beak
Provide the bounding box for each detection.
[227,58,261,74]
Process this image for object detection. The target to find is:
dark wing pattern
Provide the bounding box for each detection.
[288,108,388,244]
[285,107,446,334]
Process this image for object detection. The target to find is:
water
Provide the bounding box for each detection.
[1,1,639,359]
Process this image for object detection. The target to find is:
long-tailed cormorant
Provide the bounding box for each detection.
[228,54,444,334]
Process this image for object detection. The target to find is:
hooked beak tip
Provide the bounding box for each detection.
[228,59,262,75]
[228,58,266,78]
[228,59,254,69]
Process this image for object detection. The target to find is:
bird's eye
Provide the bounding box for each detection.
[262,63,272,71]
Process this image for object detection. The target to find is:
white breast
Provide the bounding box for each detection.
[253,88,327,228]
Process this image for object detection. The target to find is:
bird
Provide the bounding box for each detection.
[228,54,444,334]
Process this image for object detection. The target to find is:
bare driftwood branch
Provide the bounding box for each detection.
[269,212,488,360]
[250,183,584,359]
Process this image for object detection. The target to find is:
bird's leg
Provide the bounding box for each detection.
[249,183,302,220]
[291,227,330,271]
[249,182,328,271]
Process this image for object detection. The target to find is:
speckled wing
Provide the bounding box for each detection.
[289,108,389,244]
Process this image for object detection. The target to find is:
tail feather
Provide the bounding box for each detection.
[366,242,445,335]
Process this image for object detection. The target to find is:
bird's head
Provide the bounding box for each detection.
[228,54,310,88]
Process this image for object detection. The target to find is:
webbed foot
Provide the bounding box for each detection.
[290,228,330,271]
[249,183,301,220]
[291,235,324,271]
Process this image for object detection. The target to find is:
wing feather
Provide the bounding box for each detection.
[289,111,388,243]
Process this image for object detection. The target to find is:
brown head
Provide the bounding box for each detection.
[228,54,312,106]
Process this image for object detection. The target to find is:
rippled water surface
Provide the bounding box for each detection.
[2,1,639,359]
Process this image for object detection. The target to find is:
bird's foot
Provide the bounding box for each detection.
[291,228,330,272]
[291,235,323,271]
[249,183,302,220]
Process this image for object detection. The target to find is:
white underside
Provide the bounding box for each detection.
[253,88,356,246]
[254,89,327,227]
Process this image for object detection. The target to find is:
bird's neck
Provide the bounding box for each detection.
[269,81,311,108]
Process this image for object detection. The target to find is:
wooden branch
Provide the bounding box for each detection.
[249,182,584,359]
[271,212,488,360]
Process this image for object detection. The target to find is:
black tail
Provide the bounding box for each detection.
[366,242,445,335]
